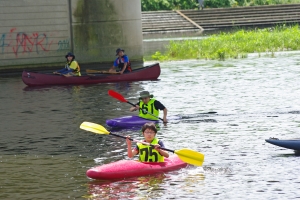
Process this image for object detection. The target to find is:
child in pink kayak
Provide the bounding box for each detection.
[126,123,169,162]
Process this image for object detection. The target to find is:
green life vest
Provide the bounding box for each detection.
[138,98,159,120]
[137,138,164,162]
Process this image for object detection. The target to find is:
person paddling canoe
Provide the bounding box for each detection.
[130,91,168,123]
[53,52,81,76]
[108,48,132,74]
[126,122,169,162]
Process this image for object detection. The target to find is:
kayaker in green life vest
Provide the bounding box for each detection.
[53,52,81,77]
[129,91,168,123]
[126,123,169,162]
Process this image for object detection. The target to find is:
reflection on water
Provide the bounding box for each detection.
[1,51,300,199]
[86,166,205,200]
[86,174,167,199]
[0,155,89,199]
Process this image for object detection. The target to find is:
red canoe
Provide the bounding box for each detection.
[22,63,160,86]
[87,155,188,180]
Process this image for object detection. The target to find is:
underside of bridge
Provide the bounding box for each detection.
[0,0,143,72]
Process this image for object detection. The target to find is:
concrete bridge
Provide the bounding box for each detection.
[0,0,143,73]
[1,1,300,73]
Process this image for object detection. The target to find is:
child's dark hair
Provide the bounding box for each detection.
[141,123,157,133]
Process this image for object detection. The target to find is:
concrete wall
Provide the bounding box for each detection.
[0,0,71,69]
[0,0,143,71]
[71,0,143,63]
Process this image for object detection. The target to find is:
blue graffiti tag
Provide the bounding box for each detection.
[57,39,70,51]
[0,34,10,53]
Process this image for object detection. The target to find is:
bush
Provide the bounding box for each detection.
[141,0,300,11]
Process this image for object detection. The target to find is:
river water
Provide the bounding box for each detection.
[1,51,300,200]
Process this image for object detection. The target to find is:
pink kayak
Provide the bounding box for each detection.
[86,155,187,180]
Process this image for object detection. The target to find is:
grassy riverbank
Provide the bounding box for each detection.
[142,0,300,11]
[151,25,300,61]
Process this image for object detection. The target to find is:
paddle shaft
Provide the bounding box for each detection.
[86,69,120,74]
[80,121,204,166]
[126,101,164,122]
[203,111,217,114]
[110,132,175,153]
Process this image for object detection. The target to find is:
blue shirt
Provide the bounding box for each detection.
[113,55,129,67]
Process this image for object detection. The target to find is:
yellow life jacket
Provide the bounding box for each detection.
[137,138,164,162]
[138,98,159,120]
[66,60,81,76]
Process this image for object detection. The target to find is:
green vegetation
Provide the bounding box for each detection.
[150,25,300,61]
[141,0,198,11]
[141,0,300,11]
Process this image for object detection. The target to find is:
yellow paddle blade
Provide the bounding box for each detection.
[174,148,204,166]
[80,122,110,135]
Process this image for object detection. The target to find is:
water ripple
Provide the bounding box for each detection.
[1,53,300,199]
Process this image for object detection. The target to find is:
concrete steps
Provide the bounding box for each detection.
[142,4,300,35]
[142,11,199,33]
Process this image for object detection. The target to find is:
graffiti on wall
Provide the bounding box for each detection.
[0,28,70,57]
[57,39,70,51]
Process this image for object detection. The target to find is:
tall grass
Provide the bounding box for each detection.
[235,0,300,7]
[142,0,300,11]
[151,25,300,61]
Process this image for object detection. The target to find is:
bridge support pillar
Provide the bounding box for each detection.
[71,0,143,64]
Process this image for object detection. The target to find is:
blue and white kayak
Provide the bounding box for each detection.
[265,138,300,151]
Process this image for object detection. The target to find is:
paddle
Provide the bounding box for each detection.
[201,111,217,114]
[80,121,204,166]
[108,90,164,121]
[86,69,120,74]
